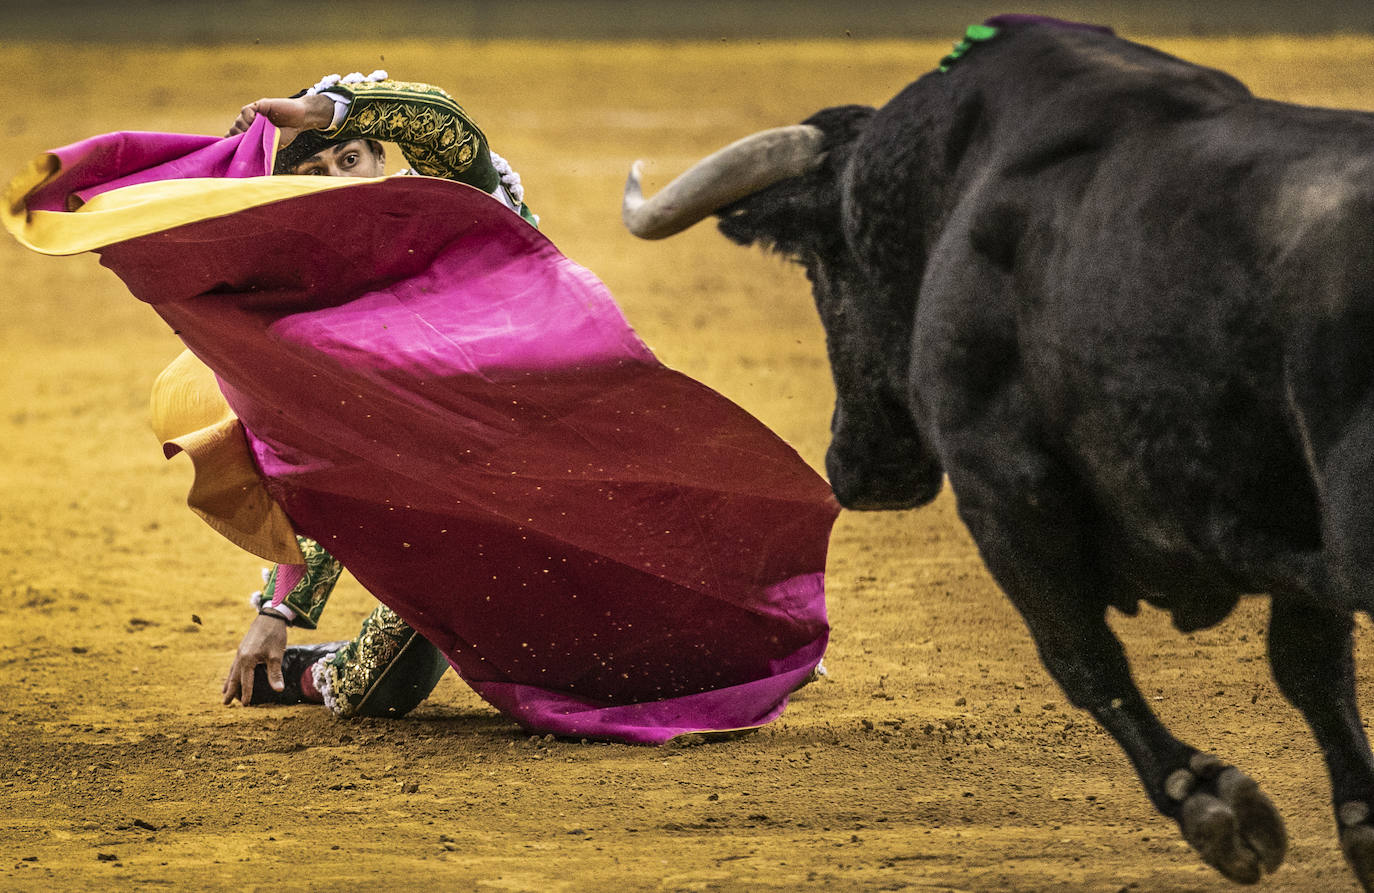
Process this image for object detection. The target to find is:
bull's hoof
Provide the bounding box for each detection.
[1337,801,1374,892]
[1167,753,1287,884]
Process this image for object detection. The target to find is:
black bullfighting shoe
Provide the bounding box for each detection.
[250,641,347,706]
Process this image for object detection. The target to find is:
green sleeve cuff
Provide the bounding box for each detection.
[266,536,343,630]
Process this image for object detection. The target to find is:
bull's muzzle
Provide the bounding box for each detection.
[825,439,944,511]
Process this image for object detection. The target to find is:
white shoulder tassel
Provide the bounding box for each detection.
[307,69,386,95]
[490,151,525,205]
[305,73,341,96]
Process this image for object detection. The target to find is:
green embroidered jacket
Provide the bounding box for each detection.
[323,79,499,190]
[322,78,537,226]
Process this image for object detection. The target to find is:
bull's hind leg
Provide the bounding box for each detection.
[951,472,1286,883]
[1290,392,1374,889]
[1269,599,1374,891]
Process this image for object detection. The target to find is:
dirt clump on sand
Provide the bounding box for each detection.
[3,36,1374,891]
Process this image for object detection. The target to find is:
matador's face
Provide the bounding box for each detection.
[290,139,386,177]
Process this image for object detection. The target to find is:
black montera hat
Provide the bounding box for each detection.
[272,128,350,174]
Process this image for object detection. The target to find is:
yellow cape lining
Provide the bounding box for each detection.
[2,146,389,565]
[150,350,305,565]
[4,151,379,257]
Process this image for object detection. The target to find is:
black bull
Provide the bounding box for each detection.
[623,17,1374,890]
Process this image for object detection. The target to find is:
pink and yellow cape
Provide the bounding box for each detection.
[4,119,838,744]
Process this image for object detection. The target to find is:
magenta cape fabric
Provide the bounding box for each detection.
[33,124,838,743]
[26,125,278,212]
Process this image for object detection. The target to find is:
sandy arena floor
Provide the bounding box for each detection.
[3,34,1374,892]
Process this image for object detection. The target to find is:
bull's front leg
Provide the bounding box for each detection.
[950,469,1286,883]
[1268,598,1374,891]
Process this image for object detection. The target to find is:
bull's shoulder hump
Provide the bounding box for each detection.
[986,21,1251,100]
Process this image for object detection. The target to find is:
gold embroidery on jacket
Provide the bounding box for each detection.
[328,81,493,185]
[316,603,416,717]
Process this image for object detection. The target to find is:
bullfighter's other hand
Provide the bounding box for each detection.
[222,613,289,706]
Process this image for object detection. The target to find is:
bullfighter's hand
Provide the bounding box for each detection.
[225,95,335,146]
[222,613,289,706]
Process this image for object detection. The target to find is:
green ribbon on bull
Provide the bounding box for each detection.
[939,23,1000,73]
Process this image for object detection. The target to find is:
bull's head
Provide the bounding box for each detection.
[624,107,943,511]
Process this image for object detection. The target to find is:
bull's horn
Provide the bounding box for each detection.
[623,124,825,240]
